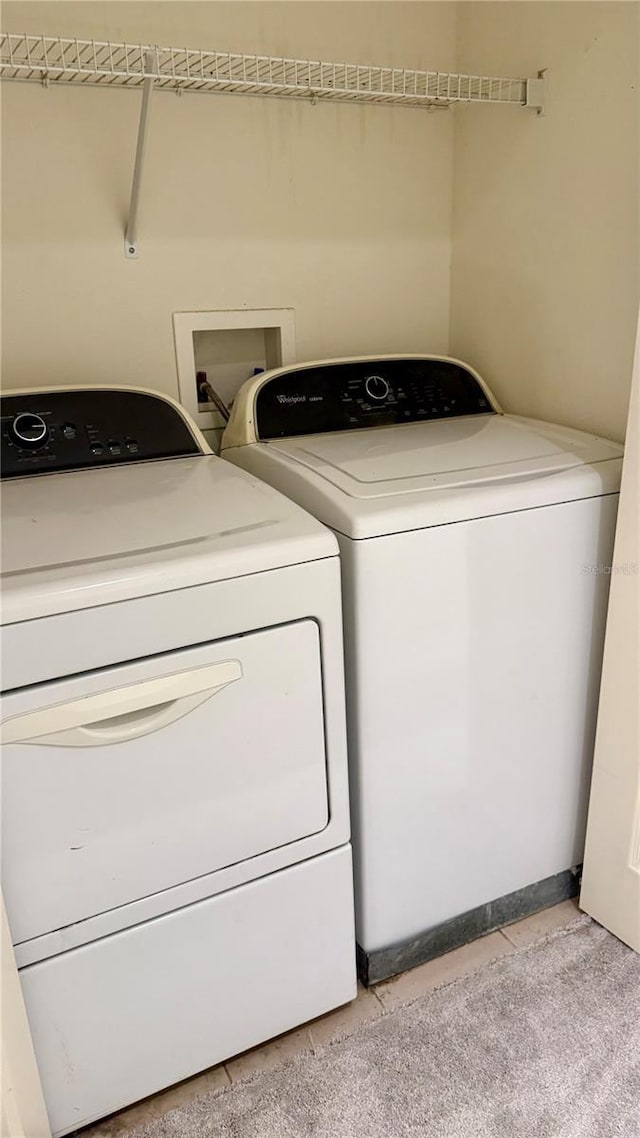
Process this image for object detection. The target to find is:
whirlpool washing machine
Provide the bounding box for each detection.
[0,386,356,1134]
[221,355,624,984]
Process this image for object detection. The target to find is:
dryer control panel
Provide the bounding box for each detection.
[1,389,202,479]
[254,358,497,440]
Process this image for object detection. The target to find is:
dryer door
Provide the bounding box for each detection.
[1,620,329,945]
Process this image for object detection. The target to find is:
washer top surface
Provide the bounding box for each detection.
[1,388,336,624]
[221,357,623,539]
[267,414,621,494]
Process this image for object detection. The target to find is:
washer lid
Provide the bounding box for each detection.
[1,456,336,623]
[268,415,621,491]
[259,415,623,538]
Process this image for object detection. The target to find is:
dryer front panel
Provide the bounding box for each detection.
[1,620,329,946]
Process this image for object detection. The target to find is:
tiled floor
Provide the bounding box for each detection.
[81,898,581,1137]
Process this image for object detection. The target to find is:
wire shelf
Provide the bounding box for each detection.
[0,33,531,108]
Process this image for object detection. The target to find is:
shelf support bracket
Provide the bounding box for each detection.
[525,70,547,116]
[125,50,157,259]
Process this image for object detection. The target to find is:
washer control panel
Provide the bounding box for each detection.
[1,389,201,479]
[254,358,496,440]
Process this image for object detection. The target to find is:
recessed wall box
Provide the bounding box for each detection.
[173,310,296,447]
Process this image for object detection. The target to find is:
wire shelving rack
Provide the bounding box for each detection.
[0,34,545,108]
[0,33,546,254]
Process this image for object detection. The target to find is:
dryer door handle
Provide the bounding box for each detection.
[1,659,242,748]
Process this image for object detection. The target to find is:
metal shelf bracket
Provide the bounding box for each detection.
[124,49,157,259]
[525,70,547,116]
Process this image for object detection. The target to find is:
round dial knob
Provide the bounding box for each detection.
[364,375,390,402]
[9,412,49,450]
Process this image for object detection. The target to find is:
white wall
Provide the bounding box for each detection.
[451,2,639,442]
[1,1,456,401]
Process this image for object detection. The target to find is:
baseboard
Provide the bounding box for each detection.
[357,866,582,987]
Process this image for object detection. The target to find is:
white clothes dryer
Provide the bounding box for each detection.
[0,386,356,1134]
[221,355,623,984]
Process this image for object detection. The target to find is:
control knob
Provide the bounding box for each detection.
[364,375,390,401]
[9,412,49,450]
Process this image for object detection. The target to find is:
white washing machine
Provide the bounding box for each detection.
[221,355,624,984]
[0,386,356,1134]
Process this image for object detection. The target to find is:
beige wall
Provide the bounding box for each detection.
[1,1,456,400]
[1,898,51,1138]
[3,3,637,437]
[451,2,639,442]
[580,306,640,952]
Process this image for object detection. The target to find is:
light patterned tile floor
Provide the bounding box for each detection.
[80,898,581,1137]
[500,897,581,948]
[374,929,517,1011]
[308,982,383,1049]
[225,1026,315,1084]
